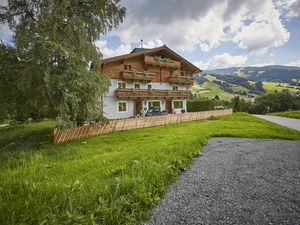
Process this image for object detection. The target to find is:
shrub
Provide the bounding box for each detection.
[187,99,215,112]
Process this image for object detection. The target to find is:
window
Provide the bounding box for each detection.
[134,83,140,90]
[118,81,126,89]
[118,101,127,112]
[148,101,160,109]
[148,84,152,90]
[173,85,179,91]
[173,100,183,109]
[124,65,132,70]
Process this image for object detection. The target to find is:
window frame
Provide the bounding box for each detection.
[117,101,128,112]
[147,83,153,90]
[117,81,127,89]
[172,85,179,91]
[147,100,161,109]
[173,100,184,109]
[124,64,132,71]
[133,82,141,90]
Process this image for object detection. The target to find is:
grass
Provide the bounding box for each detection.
[191,82,254,101]
[262,82,299,93]
[0,119,11,126]
[268,110,300,119]
[0,113,300,224]
[191,82,236,100]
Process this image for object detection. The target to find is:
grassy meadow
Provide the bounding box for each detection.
[268,110,300,119]
[191,82,236,100]
[263,82,299,93]
[1,113,300,224]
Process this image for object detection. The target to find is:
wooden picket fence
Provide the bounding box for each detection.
[53,109,233,144]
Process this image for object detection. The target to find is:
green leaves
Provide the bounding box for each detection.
[0,0,126,128]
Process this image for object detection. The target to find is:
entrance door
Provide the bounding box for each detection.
[134,100,142,116]
[165,100,172,113]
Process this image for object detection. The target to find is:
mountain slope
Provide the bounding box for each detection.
[203,65,300,82]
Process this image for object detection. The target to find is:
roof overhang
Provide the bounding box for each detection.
[102,45,201,74]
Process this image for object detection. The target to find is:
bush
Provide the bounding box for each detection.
[231,96,251,112]
[229,93,300,114]
[248,92,300,114]
[187,99,215,112]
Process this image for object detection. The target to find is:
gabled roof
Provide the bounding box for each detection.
[102,45,201,73]
[130,48,150,53]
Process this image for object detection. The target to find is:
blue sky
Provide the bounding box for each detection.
[1,0,300,69]
[95,0,300,69]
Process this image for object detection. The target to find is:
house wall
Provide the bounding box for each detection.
[102,79,188,119]
[102,79,134,119]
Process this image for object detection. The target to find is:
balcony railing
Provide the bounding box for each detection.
[115,88,190,99]
[144,55,181,69]
[121,69,156,81]
[169,75,194,85]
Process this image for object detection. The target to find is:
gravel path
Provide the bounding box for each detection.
[254,115,300,132]
[145,138,300,225]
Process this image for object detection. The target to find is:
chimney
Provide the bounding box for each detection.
[140,39,143,48]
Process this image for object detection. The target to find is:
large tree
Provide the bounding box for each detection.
[0,0,126,128]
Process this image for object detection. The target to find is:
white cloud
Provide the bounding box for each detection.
[193,53,248,70]
[94,40,132,58]
[0,23,12,41]
[0,0,12,41]
[287,58,300,67]
[106,0,292,54]
[142,39,163,49]
[233,21,290,54]
[250,62,275,67]
[232,0,290,55]
[276,0,300,19]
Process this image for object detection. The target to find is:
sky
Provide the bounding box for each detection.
[1,0,300,70]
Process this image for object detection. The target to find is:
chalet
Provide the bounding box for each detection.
[101,45,201,119]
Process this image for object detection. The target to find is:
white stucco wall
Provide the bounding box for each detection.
[102,79,188,119]
[102,79,135,119]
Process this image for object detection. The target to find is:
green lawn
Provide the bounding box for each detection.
[263,82,299,93]
[268,110,300,119]
[1,113,300,225]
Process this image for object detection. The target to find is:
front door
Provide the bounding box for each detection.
[134,100,142,115]
[165,100,172,113]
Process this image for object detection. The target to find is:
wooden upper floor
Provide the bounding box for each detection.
[101,45,201,86]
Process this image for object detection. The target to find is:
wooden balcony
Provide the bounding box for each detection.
[169,75,194,85]
[144,55,181,69]
[115,89,190,99]
[121,69,156,81]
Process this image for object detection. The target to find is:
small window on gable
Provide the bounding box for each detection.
[134,83,140,90]
[173,85,178,91]
[118,101,127,112]
[118,82,126,89]
[124,65,132,71]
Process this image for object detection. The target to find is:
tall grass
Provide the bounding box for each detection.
[0,113,299,224]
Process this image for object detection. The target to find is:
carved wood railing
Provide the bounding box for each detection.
[144,55,181,69]
[115,88,190,99]
[121,69,156,81]
[168,75,194,85]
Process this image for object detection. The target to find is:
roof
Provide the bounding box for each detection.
[102,45,201,73]
[130,48,150,53]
